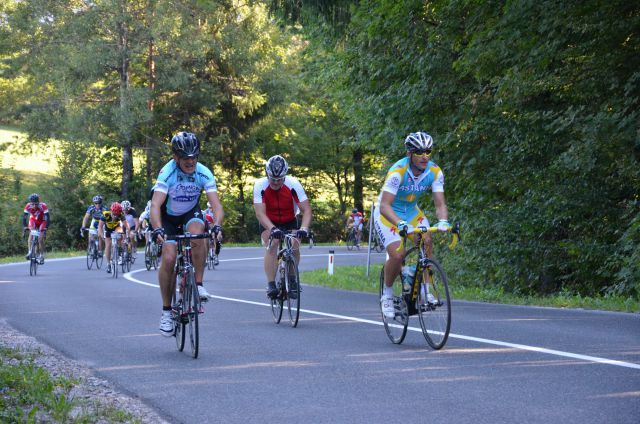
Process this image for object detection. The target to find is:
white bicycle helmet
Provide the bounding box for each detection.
[265,155,288,179]
[121,200,131,210]
[404,131,434,152]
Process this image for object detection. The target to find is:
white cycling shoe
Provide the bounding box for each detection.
[380,295,395,318]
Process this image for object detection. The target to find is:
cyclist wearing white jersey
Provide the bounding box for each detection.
[374,131,451,318]
[150,131,224,336]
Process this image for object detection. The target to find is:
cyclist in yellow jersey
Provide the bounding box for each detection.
[374,132,451,318]
[98,202,131,274]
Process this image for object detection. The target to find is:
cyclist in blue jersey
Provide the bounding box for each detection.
[80,195,107,256]
[373,132,451,318]
[150,131,224,336]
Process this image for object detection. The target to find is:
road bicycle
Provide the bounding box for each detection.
[109,232,123,279]
[206,228,220,270]
[369,229,384,253]
[84,228,103,270]
[346,226,360,251]
[380,223,460,349]
[268,230,313,327]
[144,228,159,271]
[121,234,132,273]
[169,232,210,359]
[25,229,42,276]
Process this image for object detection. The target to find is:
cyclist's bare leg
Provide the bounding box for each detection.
[261,229,278,281]
[104,237,112,263]
[187,221,207,283]
[383,240,404,288]
[158,243,178,308]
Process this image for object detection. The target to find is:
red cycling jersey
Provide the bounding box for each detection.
[23,202,50,231]
[253,176,308,225]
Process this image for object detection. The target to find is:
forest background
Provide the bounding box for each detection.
[0,0,638,302]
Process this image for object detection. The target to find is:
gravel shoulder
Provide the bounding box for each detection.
[0,318,170,423]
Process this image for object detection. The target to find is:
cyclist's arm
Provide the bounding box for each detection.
[205,191,224,226]
[433,191,448,222]
[297,199,312,231]
[81,212,91,228]
[379,191,403,227]
[97,220,105,238]
[45,210,50,228]
[22,211,29,228]
[253,202,274,231]
[150,191,166,241]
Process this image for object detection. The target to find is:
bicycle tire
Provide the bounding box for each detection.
[379,260,411,344]
[29,237,39,276]
[145,243,152,271]
[346,231,355,251]
[417,258,451,350]
[207,242,215,270]
[86,243,94,270]
[186,272,199,358]
[124,250,131,273]
[271,264,284,324]
[112,243,119,279]
[285,259,301,327]
[374,236,384,253]
[173,276,185,352]
[95,241,103,269]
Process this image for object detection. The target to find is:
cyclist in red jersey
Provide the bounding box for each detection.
[253,155,312,298]
[22,193,50,264]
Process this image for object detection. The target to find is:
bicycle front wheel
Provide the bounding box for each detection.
[186,273,200,358]
[207,242,215,270]
[379,262,408,344]
[30,239,39,276]
[112,245,119,279]
[346,232,355,251]
[417,258,451,350]
[173,279,185,352]
[145,243,152,271]
[285,259,300,327]
[86,243,94,270]
[271,269,284,324]
[95,242,103,269]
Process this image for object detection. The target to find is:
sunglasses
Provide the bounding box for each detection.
[269,177,285,183]
[412,149,432,156]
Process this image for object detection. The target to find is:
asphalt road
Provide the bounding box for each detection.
[0,245,639,424]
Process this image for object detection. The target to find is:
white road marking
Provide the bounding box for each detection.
[124,267,640,370]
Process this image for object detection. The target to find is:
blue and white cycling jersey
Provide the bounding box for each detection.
[153,160,217,216]
[379,156,444,222]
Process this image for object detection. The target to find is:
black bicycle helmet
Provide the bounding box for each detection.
[265,155,288,179]
[171,132,200,158]
[28,193,39,203]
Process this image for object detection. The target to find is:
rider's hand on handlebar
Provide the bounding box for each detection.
[295,229,308,239]
[152,227,165,243]
[436,220,451,232]
[270,227,283,240]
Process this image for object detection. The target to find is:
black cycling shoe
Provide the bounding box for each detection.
[266,281,278,299]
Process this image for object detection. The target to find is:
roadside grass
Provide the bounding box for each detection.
[0,346,139,423]
[301,264,639,314]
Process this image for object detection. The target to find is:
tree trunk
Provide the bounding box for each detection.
[353,148,363,212]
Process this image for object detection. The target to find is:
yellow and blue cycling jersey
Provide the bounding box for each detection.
[374,157,444,247]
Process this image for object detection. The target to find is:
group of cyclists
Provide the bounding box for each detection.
[21,129,451,336]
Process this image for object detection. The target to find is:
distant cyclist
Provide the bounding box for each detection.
[203,201,223,266]
[150,131,224,337]
[80,195,107,256]
[22,193,50,264]
[253,155,312,299]
[98,202,131,274]
[373,132,451,318]
[121,200,139,258]
[346,207,365,247]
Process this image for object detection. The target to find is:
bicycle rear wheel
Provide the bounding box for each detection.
[186,273,200,358]
[417,258,451,350]
[173,277,185,352]
[379,262,408,344]
[285,259,300,327]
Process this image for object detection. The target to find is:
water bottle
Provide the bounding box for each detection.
[401,265,416,293]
